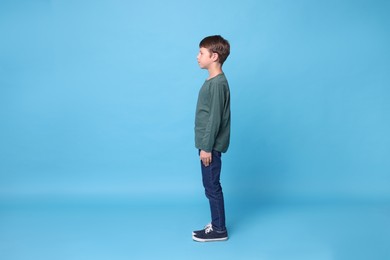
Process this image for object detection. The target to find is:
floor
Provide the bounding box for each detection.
[1,196,389,260]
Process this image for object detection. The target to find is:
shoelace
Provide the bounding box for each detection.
[204,223,212,229]
[205,225,213,234]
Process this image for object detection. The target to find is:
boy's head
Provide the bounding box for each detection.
[199,35,230,66]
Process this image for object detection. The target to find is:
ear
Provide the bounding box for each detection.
[211,52,219,62]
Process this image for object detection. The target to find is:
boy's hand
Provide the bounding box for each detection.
[200,150,212,167]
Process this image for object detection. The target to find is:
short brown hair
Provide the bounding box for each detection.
[199,35,230,65]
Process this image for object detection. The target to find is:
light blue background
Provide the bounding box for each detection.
[1,1,390,259]
[1,0,389,201]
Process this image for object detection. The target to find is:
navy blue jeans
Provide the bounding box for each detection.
[200,150,226,232]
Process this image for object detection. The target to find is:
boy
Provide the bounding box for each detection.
[192,35,231,242]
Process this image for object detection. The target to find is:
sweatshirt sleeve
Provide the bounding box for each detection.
[201,82,226,152]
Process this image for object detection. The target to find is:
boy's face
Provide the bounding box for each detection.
[197,47,217,69]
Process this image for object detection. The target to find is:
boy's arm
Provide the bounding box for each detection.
[200,82,225,155]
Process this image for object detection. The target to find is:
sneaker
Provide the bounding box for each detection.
[192,223,212,236]
[192,225,228,242]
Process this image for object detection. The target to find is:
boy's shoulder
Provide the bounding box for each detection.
[208,73,228,84]
[204,74,229,95]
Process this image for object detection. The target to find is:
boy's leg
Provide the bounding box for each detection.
[201,150,226,231]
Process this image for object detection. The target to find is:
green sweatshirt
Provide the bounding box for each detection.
[195,73,231,153]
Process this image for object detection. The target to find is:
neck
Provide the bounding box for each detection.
[207,64,223,80]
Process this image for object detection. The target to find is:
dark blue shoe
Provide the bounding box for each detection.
[192,225,228,242]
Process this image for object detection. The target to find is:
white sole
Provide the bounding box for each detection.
[192,235,228,242]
